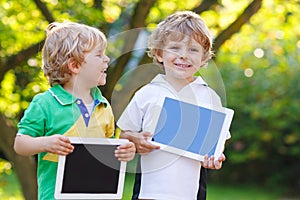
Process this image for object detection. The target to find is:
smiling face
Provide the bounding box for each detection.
[79,45,110,87]
[156,35,205,84]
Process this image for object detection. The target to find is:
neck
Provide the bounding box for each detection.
[164,76,194,92]
[63,82,94,104]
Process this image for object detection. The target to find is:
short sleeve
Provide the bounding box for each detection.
[17,96,46,137]
[105,104,115,138]
[117,95,144,132]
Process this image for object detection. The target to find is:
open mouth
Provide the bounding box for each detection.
[175,63,192,69]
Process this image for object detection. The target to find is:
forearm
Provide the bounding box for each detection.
[119,130,139,143]
[14,134,46,156]
[120,130,160,154]
[14,134,74,156]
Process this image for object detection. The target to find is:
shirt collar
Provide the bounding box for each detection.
[193,76,208,86]
[151,74,208,87]
[48,84,108,106]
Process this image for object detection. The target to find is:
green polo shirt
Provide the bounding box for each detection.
[17,84,115,200]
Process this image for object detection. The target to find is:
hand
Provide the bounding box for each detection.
[115,142,136,162]
[201,153,226,170]
[131,132,160,155]
[43,134,74,156]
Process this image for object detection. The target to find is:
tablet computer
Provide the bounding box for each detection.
[151,97,234,161]
[55,137,128,199]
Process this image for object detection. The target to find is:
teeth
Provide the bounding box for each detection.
[176,64,190,68]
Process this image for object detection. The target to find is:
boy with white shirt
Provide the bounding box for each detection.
[117,11,230,200]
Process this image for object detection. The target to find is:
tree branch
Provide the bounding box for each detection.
[213,0,263,52]
[192,0,219,13]
[93,0,103,10]
[0,114,37,200]
[103,0,156,100]
[0,40,45,82]
[33,0,55,23]
[129,0,156,28]
[0,0,53,82]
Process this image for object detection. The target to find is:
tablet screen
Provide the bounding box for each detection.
[55,138,128,199]
[152,97,234,161]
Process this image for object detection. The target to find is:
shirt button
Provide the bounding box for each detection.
[84,113,89,118]
[76,100,81,104]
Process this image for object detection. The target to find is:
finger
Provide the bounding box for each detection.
[143,142,160,151]
[201,155,209,167]
[116,144,135,154]
[214,160,222,170]
[136,145,152,155]
[115,151,135,162]
[53,135,73,150]
[55,147,72,156]
[219,154,226,162]
[59,141,74,151]
[208,156,215,168]
[117,142,135,150]
[115,148,135,155]
[56,150,69,156]
[138,145,157,154]
[59,145,74,154]
[59,135,70,142]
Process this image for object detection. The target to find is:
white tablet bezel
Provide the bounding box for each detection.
[55,137,128,199]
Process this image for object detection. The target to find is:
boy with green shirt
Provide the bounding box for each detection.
[14,21,135,200]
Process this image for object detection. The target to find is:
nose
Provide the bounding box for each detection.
[179,49,188,59]
[104,55,110,63]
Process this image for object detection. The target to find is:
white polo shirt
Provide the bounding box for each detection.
[117,74,230,200]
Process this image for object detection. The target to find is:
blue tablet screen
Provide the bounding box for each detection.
[153,97,226,156]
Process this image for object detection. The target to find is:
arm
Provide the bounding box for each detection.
[14,134,74,156]
[120,130,160,155]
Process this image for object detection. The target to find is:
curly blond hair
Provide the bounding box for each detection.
[148,11,213,67]
[42,21,107,86]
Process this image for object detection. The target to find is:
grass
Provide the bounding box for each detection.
[122,173,135,199]
[0,169,294,200]
[207,183,283,200]
[121,173,286,200]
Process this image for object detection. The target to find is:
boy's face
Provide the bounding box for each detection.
[79,45,110,87]
[156,35,205,82]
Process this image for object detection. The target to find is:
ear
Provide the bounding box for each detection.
[154,49,163,63]
[67,58,80,74]
[200,55,210,68]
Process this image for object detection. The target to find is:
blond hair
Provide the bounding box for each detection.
[42,21,107,86]
[148,11,213,67]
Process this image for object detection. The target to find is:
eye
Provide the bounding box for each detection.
[96,52,104,57]
[168,46,180,51]
[190,48,199,52]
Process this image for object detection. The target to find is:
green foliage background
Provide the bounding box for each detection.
[210,0,300,191]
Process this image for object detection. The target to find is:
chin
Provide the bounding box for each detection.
[98,81,106,86]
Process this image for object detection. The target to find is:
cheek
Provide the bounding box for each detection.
[191,55,203,65]
[163,52,177,62]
